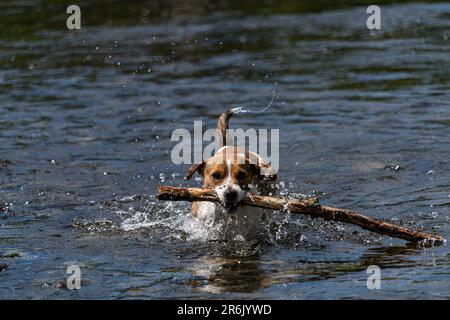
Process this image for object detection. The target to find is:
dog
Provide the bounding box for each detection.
[185,110,277,241]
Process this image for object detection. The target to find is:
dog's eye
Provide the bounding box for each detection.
[237,171,246,181]
[211,172,222,180]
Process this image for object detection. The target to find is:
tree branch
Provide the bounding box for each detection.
[156,186,445,244]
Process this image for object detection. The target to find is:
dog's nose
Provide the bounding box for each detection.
[224,190,238,205]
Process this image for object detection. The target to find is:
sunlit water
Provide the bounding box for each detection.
[1,1,449,299]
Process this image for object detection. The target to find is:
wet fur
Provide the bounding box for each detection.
[186,111,277,241]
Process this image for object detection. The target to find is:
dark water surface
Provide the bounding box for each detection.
[1,0,449,299]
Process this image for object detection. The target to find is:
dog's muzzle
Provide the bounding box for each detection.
[222,190,239,212]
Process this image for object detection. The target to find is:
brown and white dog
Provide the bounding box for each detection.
[185,110,277,241]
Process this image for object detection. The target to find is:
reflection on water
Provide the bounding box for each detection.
[190,256,265,294]
[0,0,449,299]
[187,244,427,295]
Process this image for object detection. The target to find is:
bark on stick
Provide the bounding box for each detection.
[156,186,445,244]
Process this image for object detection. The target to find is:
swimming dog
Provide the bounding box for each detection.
[185,110,277,240]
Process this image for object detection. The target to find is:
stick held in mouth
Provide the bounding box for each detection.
[156,186,445,245]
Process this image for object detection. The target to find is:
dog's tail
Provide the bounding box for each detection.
[217,109,236,148]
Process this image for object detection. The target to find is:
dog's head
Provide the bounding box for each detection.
[186,146,277,212]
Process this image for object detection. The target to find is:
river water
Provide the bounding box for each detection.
[0,0,449,299]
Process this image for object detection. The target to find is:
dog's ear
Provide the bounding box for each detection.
[257,163,278,194]
[246,151,277,181]
[250,155,277,193]
[185,162,205,180]
[258,161,277,181]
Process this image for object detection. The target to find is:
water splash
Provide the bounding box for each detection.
[76,179,381,251]
[108,180,312,246]
[231,85,277,114]
[120,201,209,241]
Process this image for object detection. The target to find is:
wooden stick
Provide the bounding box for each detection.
[156,186,445,244]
